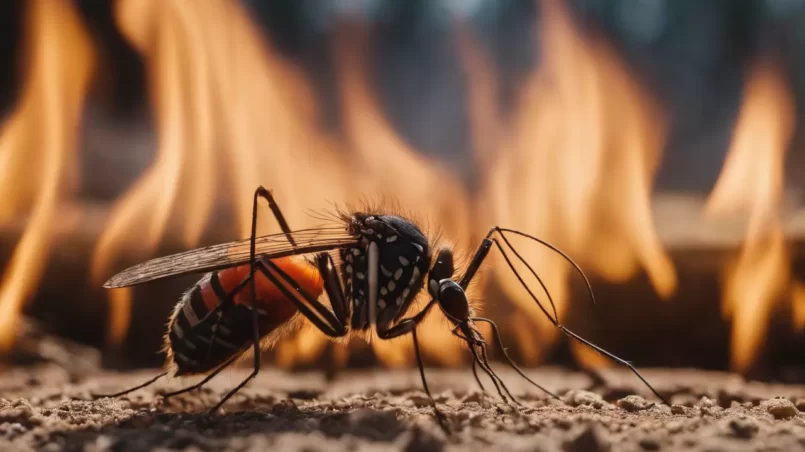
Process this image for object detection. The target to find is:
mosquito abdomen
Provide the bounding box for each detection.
[166,257,325,375]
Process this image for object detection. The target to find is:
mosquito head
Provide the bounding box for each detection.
[428,247,471,325]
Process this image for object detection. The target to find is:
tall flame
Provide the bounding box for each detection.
[93,0,355,348]
[0,0,95,351]
[704,58,795,372]
[93,1,470,367]
[476,0,676,365]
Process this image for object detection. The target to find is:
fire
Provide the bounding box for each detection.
[475,0,676,365]
[704,58,795,372]
[0,0,95,352]
[90,1,469,367]
[0,0,800,378]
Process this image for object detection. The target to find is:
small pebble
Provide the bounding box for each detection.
[696,397,716,408]
[665,420,683,434]
[638,437,661,451]
[670,405,686,415]
[617,395,654,412]
[564,424,609,452]
[762,398,799,420]
[563,390,606,409]
[728,416,759,439]
[408,394,433,408]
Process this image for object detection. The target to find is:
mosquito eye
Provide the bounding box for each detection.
[438,280,469,322]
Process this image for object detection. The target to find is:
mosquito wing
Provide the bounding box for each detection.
[103,228,358,288]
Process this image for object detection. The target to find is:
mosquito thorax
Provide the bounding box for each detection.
[342,213,431,329]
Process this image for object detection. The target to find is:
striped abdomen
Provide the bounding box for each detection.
[167,257,324,375]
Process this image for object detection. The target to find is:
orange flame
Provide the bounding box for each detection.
[93,1,470,366]
[475,0,676,365]
[93,0,355,346]
[792,282,805,332]
[0,0,95,352]
[704,58,795,372]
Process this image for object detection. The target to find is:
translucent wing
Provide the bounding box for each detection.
[103,227,358,288]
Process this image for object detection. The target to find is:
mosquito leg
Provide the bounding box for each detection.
[471,356,486,393]
[161,355,240,400]
[472,317,560,400]
[255,186,297,247]
[255,259,347,337]
[208,187,268,414]
[376,301,448,433]
[315,253,349,327]
[458,225,667,405]
[451,328,490,395]
[467,342,511,405]
[412,327,450,434]
[91,371,169,399]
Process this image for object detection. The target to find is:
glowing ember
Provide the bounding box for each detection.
[0,0,95,352]
[475,0,676,365]
[704,58,795,372]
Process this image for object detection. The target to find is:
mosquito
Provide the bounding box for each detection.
[95,186,666,432]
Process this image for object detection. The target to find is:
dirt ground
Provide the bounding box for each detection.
[1,363,805,452]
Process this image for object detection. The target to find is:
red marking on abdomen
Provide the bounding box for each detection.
[199,257,324,322]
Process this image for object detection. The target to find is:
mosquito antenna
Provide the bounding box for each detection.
[92,370,169,399]
[496,228,596,306]
[472,317,560,400]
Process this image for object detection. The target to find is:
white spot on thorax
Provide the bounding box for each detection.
[368,241,380,325]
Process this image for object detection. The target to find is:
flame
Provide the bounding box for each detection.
[1,0,799,377]
[91,1,470,367]
[704,58,794,372]
[474,0,676,365]
[93,0,354,346]
[0,0,95,352]
[792,282,805,332]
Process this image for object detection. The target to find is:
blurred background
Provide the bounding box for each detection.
[0,0,804,382]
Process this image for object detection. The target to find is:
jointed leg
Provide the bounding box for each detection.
[411,327,450,434]
[209,186,296,413]
[92,371,169,399]
[256,258,347,337]
[457,226,667,404]
[376,301,449,433]
[471,356,486,393]
[472,317,559,400]
[161,354,241,400]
